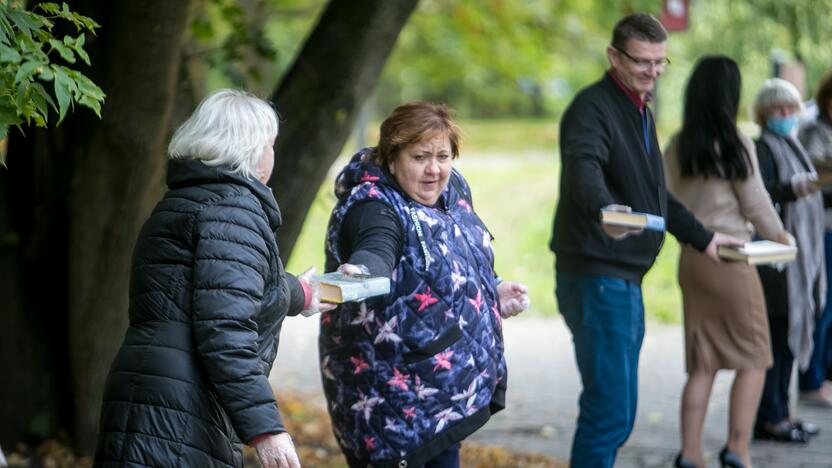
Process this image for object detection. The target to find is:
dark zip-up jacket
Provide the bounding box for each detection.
[94,159,304,467]
[550,73,712,282]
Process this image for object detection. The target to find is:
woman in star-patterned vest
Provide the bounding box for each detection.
[319,102,530,468]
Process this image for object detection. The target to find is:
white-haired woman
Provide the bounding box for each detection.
[94,89,331,467]
[753,78,825,444]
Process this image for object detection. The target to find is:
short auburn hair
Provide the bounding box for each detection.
[371,101,461,168]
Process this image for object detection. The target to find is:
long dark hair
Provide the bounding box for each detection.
[678,56,750,180]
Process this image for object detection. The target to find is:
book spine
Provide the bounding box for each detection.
[339,280,390,302]
[644,214,666,232]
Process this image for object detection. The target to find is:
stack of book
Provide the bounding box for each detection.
[717,240,797,265]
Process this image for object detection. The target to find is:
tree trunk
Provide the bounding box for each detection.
[0,126,73,446]
[271,0,419,259]
[65,0,196,453]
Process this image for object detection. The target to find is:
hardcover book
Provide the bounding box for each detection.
[600,209,666,232]
[314,272,391,303]
[811,160,832,187]
[717,240,797,265]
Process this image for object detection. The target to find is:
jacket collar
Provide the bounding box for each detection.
[166,158,282,230]
[606,70,651,111]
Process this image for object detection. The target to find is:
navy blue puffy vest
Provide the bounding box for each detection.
[319,149,506,467]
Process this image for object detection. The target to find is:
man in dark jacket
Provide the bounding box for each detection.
[549,13,740,468]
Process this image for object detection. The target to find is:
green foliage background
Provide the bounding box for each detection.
[198,0,832,322]
[286,120,687,322]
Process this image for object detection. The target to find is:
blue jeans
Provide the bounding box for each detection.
[556,271,645,468]
[417,444,460,468]
[345,444,459,468]
[799,231,832,391]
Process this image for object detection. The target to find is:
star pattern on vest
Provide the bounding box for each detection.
[350,304,375,335]
[351,392,384,422]
[374,316,402,344]
[468,288,484,314]
[349,355,370,375]
[360,171,380,183]
[414,375,439,400]
[414,287,439,312]
[434,407,463,433]
[432,350,454,372]
[387,368,410,391]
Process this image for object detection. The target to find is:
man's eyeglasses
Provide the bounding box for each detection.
[612,46,670,71]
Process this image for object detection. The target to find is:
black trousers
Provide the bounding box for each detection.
[756,314,793,427]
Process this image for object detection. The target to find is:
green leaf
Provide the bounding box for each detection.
[0,44,21,63]
[0,14,13,44]
[52,66,72,123]
[48,38,75,63]
[37,3,62,16]
[38,66,54,81]
[31,81,57,114]
[0,95,20,128]
[78,94,100,117]
[72,72,104,99]
[7,10,38,37]
[16,81,29,116]
[70,34,89,65]
[14,60,39,85]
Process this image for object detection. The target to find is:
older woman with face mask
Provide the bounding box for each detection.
[94,89,333,468]
[752,78,826,444]
[797,70,832,408]
[318,101,529,468]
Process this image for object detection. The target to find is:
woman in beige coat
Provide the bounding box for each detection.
[664,56,791,468]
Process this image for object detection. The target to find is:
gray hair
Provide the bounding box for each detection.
[753,78,804,126]
[168,89,278,179]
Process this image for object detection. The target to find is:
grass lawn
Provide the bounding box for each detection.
[287,119,684,323]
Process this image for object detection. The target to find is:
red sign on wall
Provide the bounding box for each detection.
[661,0,689,32]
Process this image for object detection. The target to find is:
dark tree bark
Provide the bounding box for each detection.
[65,0,196,453]
[0,0,196,454]
[0,126,73,446]
[271,0,419,259]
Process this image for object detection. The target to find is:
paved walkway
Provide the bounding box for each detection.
[271,316,832,467]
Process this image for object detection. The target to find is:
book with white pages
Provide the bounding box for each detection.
[717,240,797,265]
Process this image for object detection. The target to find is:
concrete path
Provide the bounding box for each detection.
[271,316,832,467]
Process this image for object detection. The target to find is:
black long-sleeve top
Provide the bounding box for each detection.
[339,201,403,278]
[550,73,713,283]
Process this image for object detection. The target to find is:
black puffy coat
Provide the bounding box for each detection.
[94,159,303,467]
